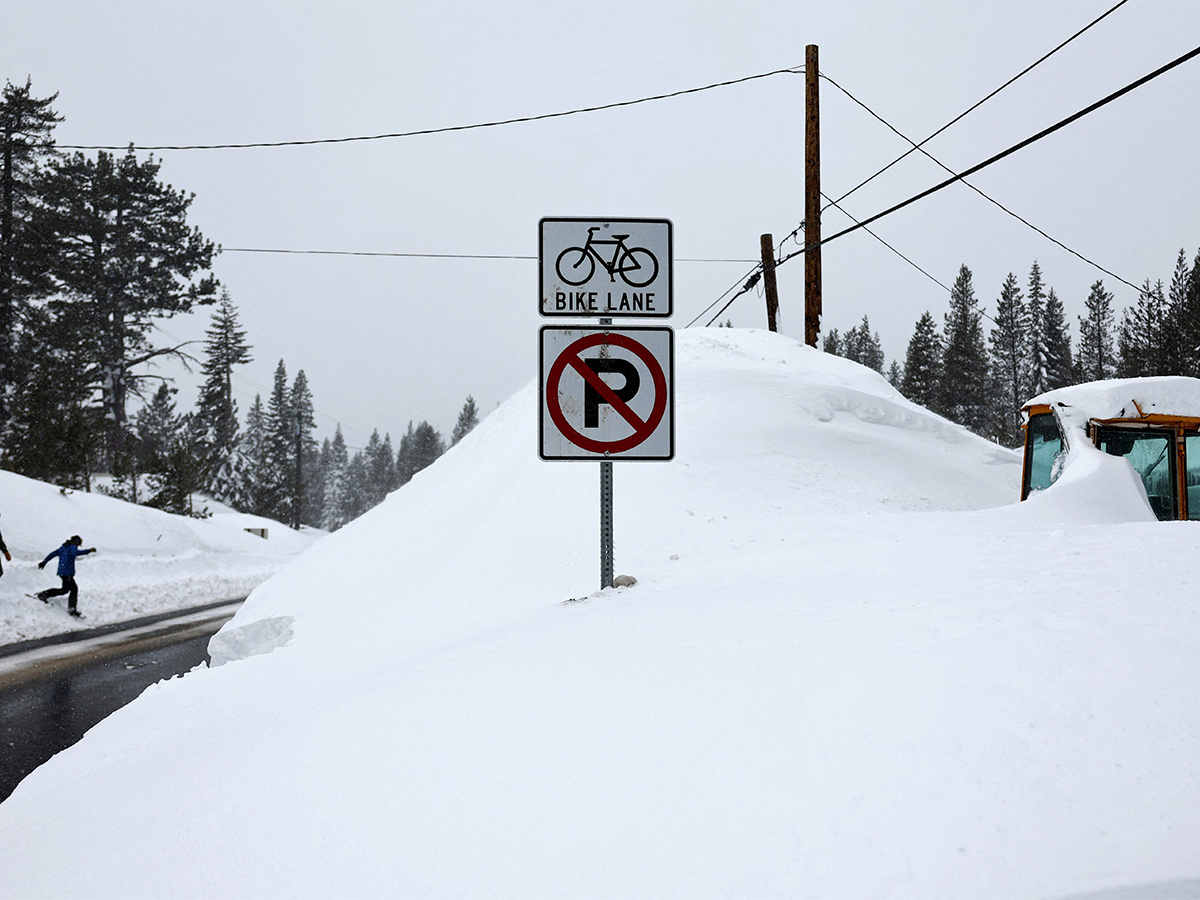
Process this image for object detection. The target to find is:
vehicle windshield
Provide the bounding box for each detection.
[1023,412,1063,498]
[1097,427,1176,521]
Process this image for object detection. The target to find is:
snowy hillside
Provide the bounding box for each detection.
[0,470,319,644]
[3,328,1198,899]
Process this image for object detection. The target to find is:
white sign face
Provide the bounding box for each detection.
[539,217,672,318]
[539,326,675,461]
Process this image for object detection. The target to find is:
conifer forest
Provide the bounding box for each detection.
[0,80,478,529]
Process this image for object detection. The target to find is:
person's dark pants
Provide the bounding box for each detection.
[39,577,79,611]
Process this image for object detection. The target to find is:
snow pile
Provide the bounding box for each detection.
[0,469,319,644]
[1026,375,1200,420]
[3,329,1199,899]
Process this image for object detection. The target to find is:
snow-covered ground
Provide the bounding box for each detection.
[3,328,1198,899]
[0,471,319,645]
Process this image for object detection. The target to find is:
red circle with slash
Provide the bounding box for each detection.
[546,332,668,454]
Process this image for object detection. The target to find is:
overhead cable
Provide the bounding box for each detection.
[776,43,1200,271]
[825,0,1131,211]
[820,71,1142,292]
[57,66,803,152]
[221,247,753,263]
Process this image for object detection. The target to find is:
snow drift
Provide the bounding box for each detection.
[2,328,1198,900]
[0,468,318,644]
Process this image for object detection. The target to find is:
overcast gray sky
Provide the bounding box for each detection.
[4,0,1199,448]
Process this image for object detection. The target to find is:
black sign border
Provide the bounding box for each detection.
[539,325,675,462]
[539,217,674,319]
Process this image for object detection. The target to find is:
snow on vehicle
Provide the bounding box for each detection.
[1021,376,1200,520]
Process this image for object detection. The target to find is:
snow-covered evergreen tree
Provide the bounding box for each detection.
[341,452,369,524]
[1117,279,1167,378]
[146,412,207,518]
[1077,280,1116,383]
[1166,248,1200,377]
[320,426,350,531]
[901,311,942,410]
[886,360,902,389]
[1042,287,1074,390]
[241,394,280,518]
[989,272,1028,447]
[823,328,841,357]
[937,265,993,434]
[134,383,181,474]
[451,395,479,445]
[264,360,295,523]
[1025,262,1049,397]
[397,420,445,486]
[841,315,885,373]
[289,369,320,526]
[195,290,252,500]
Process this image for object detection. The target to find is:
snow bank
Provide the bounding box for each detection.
[3,329,1198,899]
[1027,375,1200,419]
[0,469,319,644]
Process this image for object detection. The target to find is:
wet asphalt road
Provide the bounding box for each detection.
[0,623,219,803]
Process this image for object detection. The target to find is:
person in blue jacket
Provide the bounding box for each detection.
[36,535,96,618]
[0,518,10,577]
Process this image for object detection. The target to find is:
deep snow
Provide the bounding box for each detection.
[0,470,319,645]
[2,328,1198,900]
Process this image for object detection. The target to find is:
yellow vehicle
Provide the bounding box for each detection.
[1021,377,1200,521]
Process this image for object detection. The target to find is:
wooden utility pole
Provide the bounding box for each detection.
[759,233,780,332]
[804,43,822,347]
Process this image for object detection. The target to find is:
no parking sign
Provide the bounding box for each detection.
[540,326,674,461]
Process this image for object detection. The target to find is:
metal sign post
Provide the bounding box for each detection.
[598,316,614,590]
[539,218,674,591]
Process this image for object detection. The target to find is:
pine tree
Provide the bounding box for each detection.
[885,360,903,389]
[33,148,218,473]
[1182,248,1200,377]
[823,328,842,356]
[937,265,993,433]
[1042,287,1074,389]
[1117,279,1167,378]
[195,290,252,499]
[0,79,61,422]
[1162,249,1193,376]
[451,395,480,445]
[241,394,279,518]
[146,413,207,517]
[1077,280,1116,382]
[397,420,445,486]
[1,303,97,489]
[265,360,294,523]
[989,272,1028,446]
[362,429,396,508]
[842,315,885,373]
[901,311,942,410]
[341,452,369,524]
[1025,262,1049,396]
[134,384,181,473]
[290,369,319,526]
[320,426,350,531]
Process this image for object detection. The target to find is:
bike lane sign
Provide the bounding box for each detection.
[539,325,674,460]
[540,217,672,318]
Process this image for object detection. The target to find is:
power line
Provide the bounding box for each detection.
[825,0,1131,211]
[56,66,803,152]
[776,43,1200,271]
[221,247,753,263]
[819,71,1142,292]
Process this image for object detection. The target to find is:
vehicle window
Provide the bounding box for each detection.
[1023,413,1063,498]
[1184,435,1200,520]
[1097,427,1175,521]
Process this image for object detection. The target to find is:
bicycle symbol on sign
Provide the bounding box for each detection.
[555,227,660,288]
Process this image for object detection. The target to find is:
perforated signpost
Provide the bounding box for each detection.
[539,218,674,589]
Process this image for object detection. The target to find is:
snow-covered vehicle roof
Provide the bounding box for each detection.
[1023,376,1200,421]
